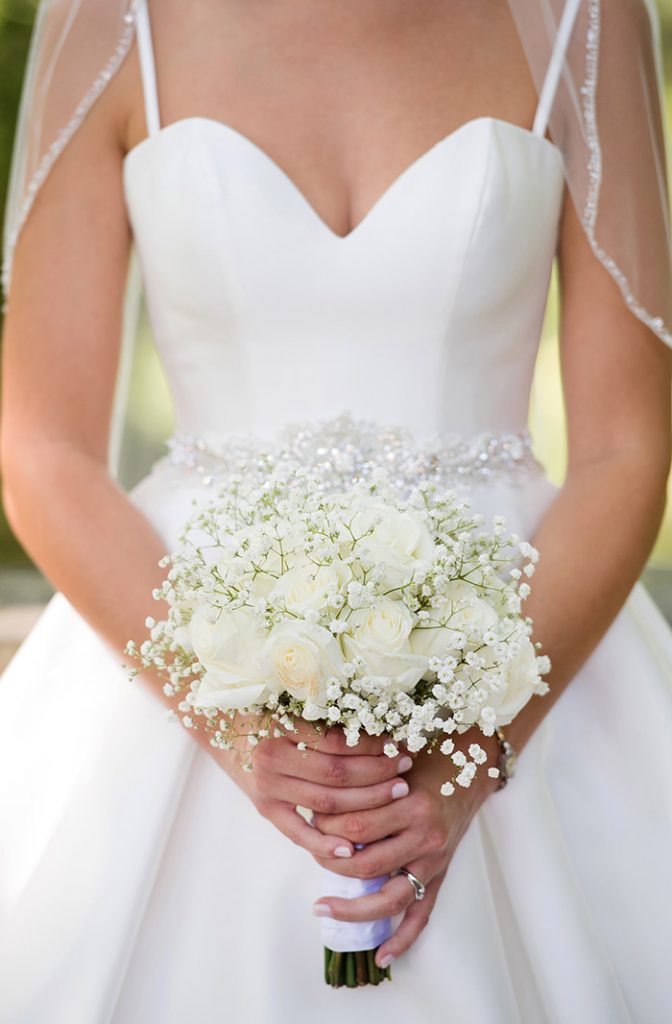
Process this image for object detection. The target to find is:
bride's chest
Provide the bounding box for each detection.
[123,115,564,340]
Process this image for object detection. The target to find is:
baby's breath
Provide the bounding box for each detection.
[126,462,550,796]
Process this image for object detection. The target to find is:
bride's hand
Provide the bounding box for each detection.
[211,720,416,864]
[309,727,501,968]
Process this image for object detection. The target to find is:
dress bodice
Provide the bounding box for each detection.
[122,114,565,443]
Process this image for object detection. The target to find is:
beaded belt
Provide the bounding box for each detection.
[151,412,544,492]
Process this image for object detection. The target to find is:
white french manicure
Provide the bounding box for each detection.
[334,845,352,858]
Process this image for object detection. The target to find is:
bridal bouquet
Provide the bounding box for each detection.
[126,451,549,987]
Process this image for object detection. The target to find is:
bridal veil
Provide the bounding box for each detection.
[1,0,671,469]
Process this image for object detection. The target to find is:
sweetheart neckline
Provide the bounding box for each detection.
[123,114,564,242]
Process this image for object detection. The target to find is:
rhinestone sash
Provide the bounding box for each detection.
[148,413,544,493]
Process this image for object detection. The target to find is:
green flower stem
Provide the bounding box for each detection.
[323,947,392,987]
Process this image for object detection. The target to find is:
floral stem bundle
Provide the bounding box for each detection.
[324,947,391,987]
[126,454,549,986]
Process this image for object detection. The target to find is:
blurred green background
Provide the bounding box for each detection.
[1,0,672,606]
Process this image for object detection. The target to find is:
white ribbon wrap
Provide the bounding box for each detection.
[318,855,393,953]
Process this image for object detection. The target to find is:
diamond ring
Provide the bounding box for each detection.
[398,867,426,901]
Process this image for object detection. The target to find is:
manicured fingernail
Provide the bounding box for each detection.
[378,953,394,968]
[391,780,409,799]
[398,756,413,772]
[313,903,333,917]
[334,846,352,858]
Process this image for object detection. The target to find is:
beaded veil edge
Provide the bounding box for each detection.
[1,0,670,350]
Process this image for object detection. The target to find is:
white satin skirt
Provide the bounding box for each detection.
[1,467,671,1024]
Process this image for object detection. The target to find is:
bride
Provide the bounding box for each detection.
[1,0,671,1020]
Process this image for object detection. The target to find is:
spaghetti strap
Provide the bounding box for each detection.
[135,0,161,136]
[532,0,582,139]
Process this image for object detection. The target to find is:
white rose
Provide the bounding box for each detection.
[410,584,499,660]
[272,561,351,613]
[349,596,414,651]
[172,623,194,651]
[260,620,345,709]
[351,502,435,587]
[343,597,428,692]
[215,526,304,598]
[453,597,498,636]
[409,622,454,661]
[189,604,269,711]
[491,639,540,724]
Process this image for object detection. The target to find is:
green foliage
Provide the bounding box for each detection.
[0,0,34,568]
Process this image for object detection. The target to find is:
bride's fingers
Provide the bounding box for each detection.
[312,795,414,844]
[267,774,411,815]
[313,869,417,923]
[256,737,413,788]
[312,853,445,923]
[268,801,357,860]
[282,722,393,757]
[373,866,448,968]
[312,827,426,880]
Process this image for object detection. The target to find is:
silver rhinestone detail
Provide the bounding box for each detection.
[150,412,544,494]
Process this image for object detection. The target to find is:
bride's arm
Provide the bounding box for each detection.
[453,188,671,759]
[501,189,672,750]
[310,187,672,964]
[0,65,411,862]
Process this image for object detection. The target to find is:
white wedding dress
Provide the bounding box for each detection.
[1,3,672,1021]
